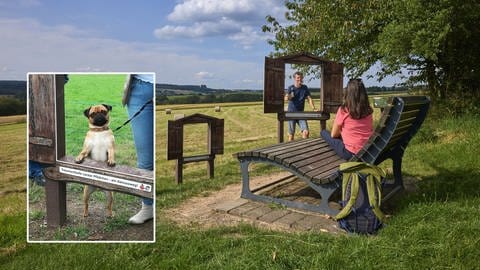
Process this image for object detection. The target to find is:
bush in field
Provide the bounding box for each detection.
[0,96,26,116]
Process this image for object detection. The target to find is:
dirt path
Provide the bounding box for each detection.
[28,184,153,242]
[163,172,343,234]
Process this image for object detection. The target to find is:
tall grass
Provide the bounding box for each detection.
[2,98,480,269]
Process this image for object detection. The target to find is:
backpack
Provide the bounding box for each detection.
[334,162,386,234]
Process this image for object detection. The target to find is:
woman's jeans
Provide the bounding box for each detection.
[320,130,353,160]
[127,77,154,205]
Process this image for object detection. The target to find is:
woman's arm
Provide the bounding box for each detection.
[331,122,342,138]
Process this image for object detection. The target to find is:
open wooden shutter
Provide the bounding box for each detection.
[167,120,183,160]
[264,57,285,113]
[209,119,224,155]
[321,62,344,113]
[29,74,59,164]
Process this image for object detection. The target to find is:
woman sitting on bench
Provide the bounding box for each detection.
[321,79,373,160]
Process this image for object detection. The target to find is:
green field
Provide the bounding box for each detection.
[64,74,136,167]
[2,98,480,269]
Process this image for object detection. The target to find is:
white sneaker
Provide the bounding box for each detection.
[128,202,153,224]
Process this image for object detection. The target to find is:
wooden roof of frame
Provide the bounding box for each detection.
[274,52,334,65]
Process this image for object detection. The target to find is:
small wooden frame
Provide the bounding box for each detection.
[28,74,154,227]
[263,52,344,142]
[167,113,224,184]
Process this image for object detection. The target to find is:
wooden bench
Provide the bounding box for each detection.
[43,156,154,226]
[234,96,430,216]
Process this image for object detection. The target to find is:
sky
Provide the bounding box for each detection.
[0,0,403,89]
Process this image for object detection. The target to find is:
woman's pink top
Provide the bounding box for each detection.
[334,107,373,154]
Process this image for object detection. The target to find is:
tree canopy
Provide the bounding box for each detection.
[263,0,480,100]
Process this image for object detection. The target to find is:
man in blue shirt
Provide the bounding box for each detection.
[285,71,317,141]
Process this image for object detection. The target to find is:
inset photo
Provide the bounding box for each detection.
[27,73,155,243]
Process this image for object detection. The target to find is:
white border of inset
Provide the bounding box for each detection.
[26,72,156,244]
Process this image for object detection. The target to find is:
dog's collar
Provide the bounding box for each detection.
[89,126,110,132]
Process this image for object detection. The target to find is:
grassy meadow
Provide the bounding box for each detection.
[64,74,136,167]
[2,96,480,268]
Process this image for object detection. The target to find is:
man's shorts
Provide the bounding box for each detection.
[288,119,309,135]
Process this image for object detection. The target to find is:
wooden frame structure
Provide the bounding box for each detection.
[167,113,224,184]
[28,74,154,227]
[263,52,344,142]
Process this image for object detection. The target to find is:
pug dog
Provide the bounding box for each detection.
[75,104,115,217]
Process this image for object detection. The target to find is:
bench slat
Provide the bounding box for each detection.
[291,150,339,174]
[265,139,324,159]
[282,144,333,167]
[273,141,329,164]
[257,139,321,158]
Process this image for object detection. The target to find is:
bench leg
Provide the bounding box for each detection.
[45,179,67,227]
[382,156,405,202]
[239,159,340,216]
[305,180,340,216]
[392,156,404,188]
[240,160,252,198]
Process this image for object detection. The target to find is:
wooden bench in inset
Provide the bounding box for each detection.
[43,156,154,226]
[234,96,430,216]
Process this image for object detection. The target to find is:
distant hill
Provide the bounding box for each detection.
[156,83,261,96]
[0,80,407,104]
[0,80,26,100]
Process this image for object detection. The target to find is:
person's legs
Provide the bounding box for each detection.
[126,77,154,224]
[29,160,46,186]
[299,120,309,139]
[287,120,297,141]
[320,130,353,160]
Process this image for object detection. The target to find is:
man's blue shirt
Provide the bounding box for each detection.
[287,84,310,112]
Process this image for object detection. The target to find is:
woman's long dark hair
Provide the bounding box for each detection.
[341,79,373,119]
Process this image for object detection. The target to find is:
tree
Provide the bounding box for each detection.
[263,0,480,100]
[0,96,26,116]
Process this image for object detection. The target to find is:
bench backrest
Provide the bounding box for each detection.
[354,96,430,164]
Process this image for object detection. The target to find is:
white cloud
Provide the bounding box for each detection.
[0,0,41,8]
[228,26,267,49]
[0,18,264,89]
[154,18,239,39]
[195,71,214,80]
[154,0,286,49]
[167,0,264,22]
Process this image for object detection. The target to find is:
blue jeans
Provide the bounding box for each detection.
[127,76,154,205]
[29,160,45,177]
[288,119,309,135]
[320,130,353,160]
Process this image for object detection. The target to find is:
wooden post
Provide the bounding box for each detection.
[277,112,285,143]
[320,119,327,131]
[207,156,214,178]
[48,74,67,227]
[176,159,183,184]
[45,179,66,227]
